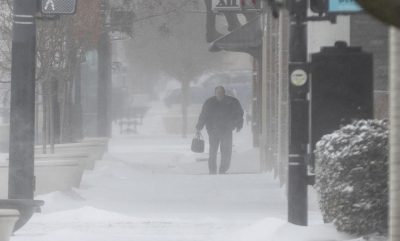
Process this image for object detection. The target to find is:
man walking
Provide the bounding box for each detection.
[196,86,244,174]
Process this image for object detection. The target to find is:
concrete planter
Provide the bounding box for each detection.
[0,200,44,232]
[0,163,6,199]
[81,138,109,153]
[35,160,82,194]
[81,137,109,146]
[0,209,19,241]
[0,125,9,153]
[0,159,82,198]
[35,153,89,176]
[35,142,106,170]
[81,137,109,142]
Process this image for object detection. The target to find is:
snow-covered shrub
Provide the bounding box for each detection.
[314,120,388,235]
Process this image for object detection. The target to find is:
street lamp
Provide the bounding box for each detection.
[4,0,77,231]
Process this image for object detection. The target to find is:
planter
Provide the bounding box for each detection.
[81,138,109,152]
[35,160,82,194]
[35,153,89,175]
[0,209,19,241]
[0,162,8,199]
[0,159,82,197]
[0,125,9,153]
[35,142,106,170]
[0,199,44,232]
[81,137,109,145]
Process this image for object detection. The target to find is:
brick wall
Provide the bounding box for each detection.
[350,14,389,119]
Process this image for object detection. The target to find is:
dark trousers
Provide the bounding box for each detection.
[208,130,233,174]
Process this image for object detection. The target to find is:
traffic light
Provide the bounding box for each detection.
[310,0,328,14]
[287,0,307,17]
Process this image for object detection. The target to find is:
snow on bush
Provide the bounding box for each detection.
[314,120,388,235]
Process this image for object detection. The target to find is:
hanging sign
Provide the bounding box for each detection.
[212,0,260,12]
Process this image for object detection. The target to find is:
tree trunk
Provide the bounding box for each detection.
[389,26,400,241]
[181,80,189,138]
[51,78,61,144]
[42,79,56,153]
[60,79,74,143]
[97,31,112,138]
[49,80,55,153]
[35,84,39,144]
[60,43,78,143]
[72,61,83,141]
[41,82,48,154]
[97,0,112,138]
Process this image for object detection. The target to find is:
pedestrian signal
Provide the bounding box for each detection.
[310,0,328,14]
[41,0,77,15]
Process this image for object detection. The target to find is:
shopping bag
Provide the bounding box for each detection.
[191,132,205,153]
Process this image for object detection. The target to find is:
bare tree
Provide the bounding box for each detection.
[124,0,226,137]
[0,0,103,146]
[0,4,12,83]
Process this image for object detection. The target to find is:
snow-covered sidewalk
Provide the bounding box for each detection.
[10,102,353,241]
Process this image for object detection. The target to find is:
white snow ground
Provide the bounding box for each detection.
[10,102,361,241]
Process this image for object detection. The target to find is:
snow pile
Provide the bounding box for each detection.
[228,217,354,241]
[10,102,385,241]
[315,120,388,235]
[32,206,138,226]
[349,235,388,241]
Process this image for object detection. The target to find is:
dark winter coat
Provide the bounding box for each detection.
[196,96,244,134]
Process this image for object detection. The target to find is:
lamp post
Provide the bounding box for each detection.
[5,0,77,231]
[287,0,309,226]
[8,0,38,200]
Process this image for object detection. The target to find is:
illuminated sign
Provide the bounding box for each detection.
[328,0,362,13]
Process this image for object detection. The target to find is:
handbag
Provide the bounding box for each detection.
[191,132,205,153]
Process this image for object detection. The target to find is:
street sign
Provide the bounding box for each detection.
[328,0,362,13]
[291,69,308,86]
[212,0,260,12]
[41,0,77,15]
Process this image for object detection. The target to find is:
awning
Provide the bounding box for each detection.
[209,15,262,54]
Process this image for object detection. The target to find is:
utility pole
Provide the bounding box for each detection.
[8,0,38,199]
[287,0,309,226]
[97,0,112,138]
